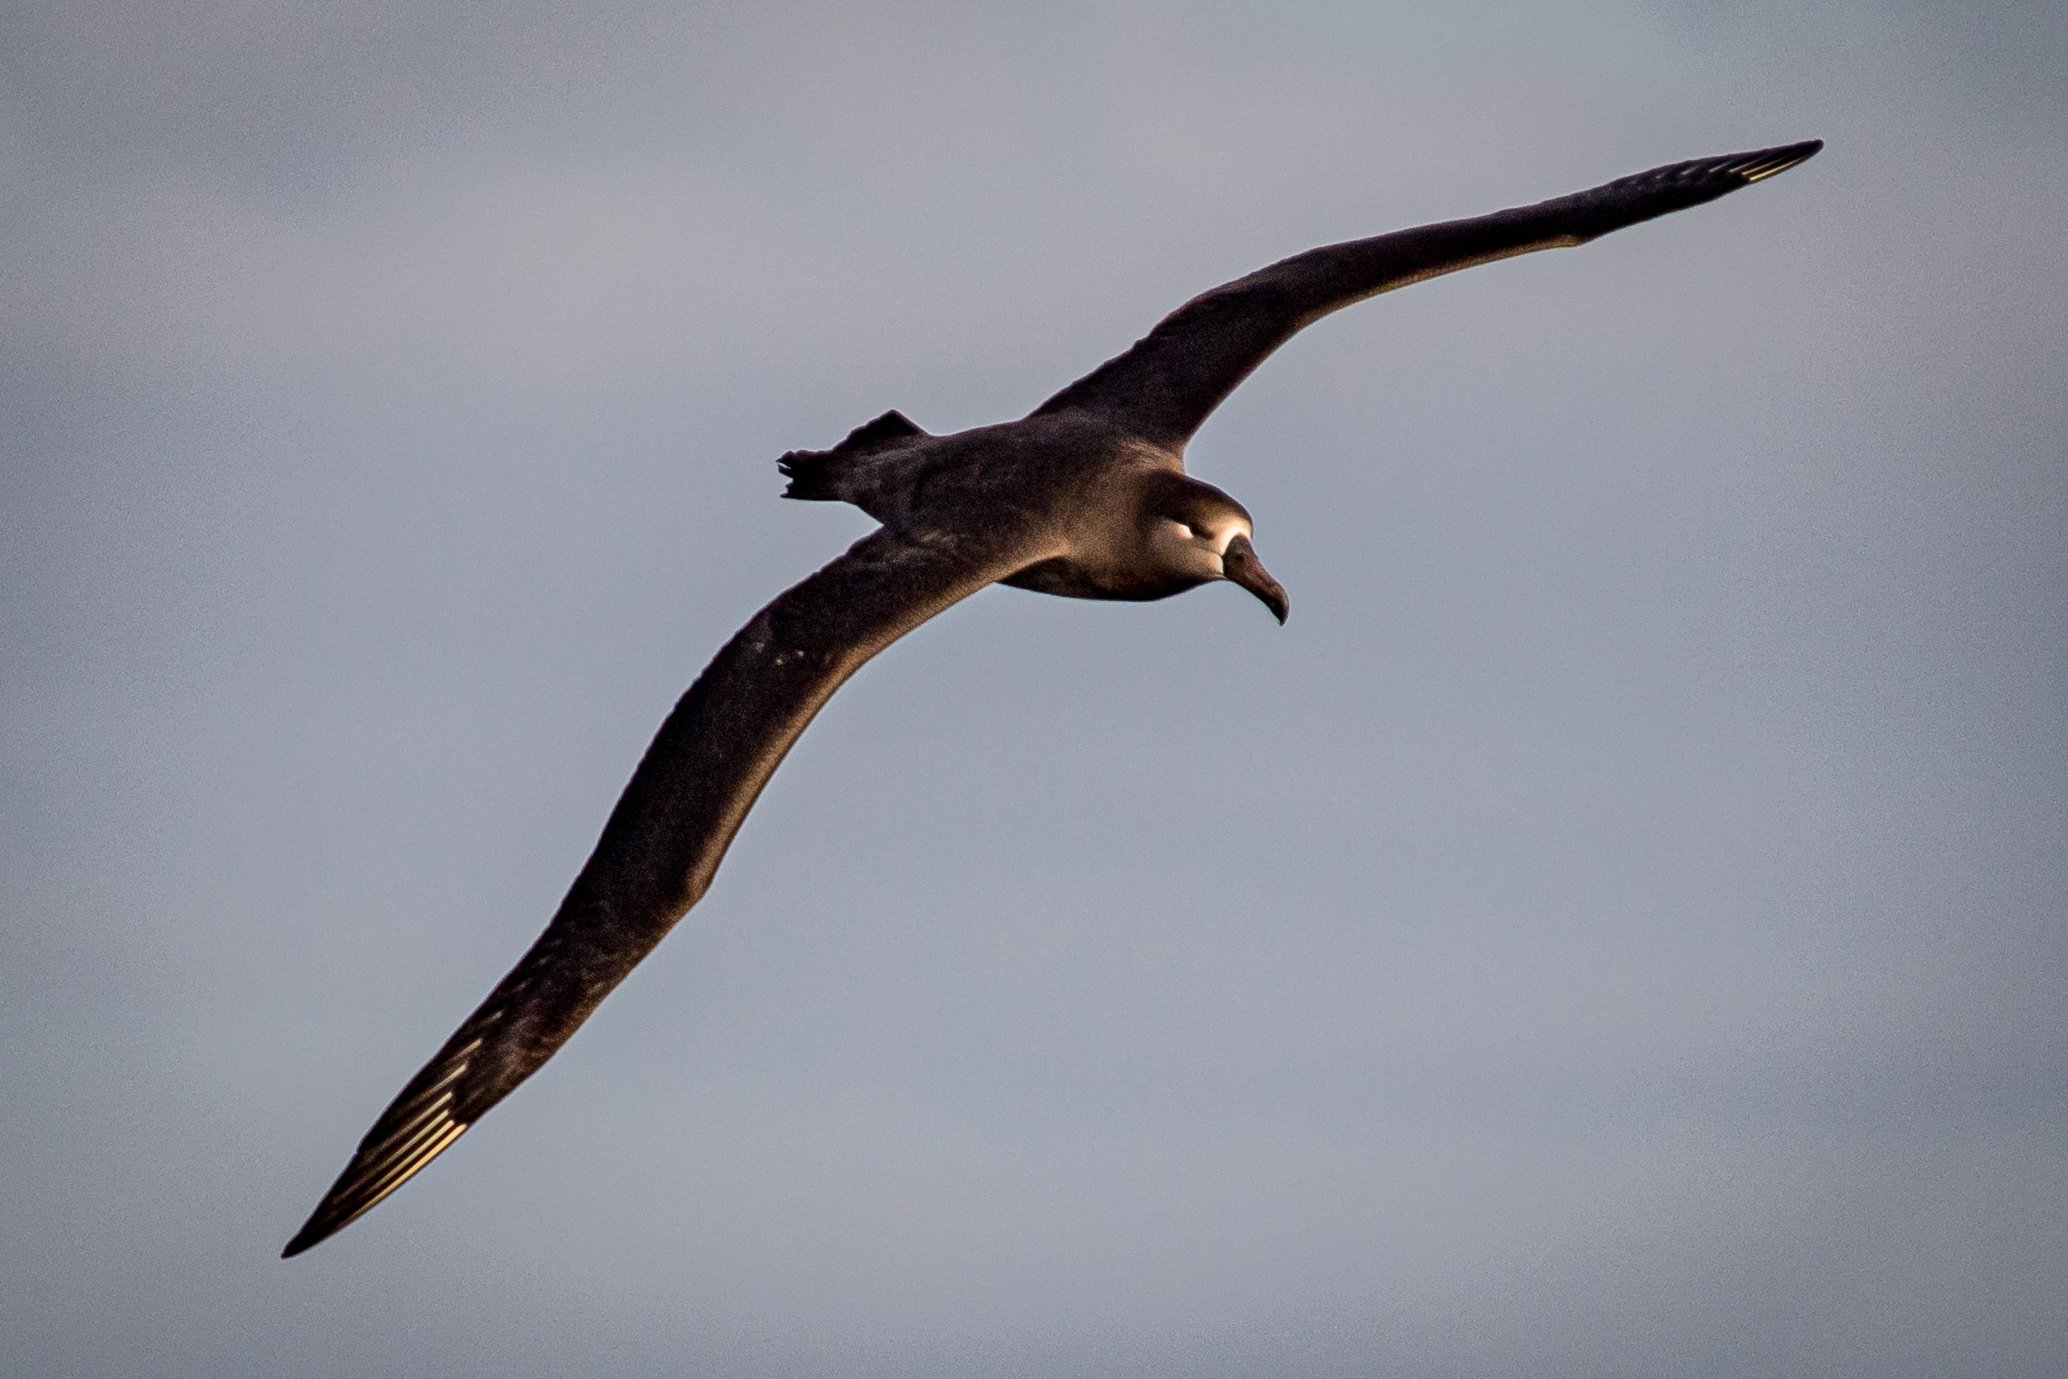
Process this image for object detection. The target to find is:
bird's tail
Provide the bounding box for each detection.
[776,448,845,501]
[778,409,926,501]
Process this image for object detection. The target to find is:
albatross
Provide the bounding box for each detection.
[284,139,1821,1256]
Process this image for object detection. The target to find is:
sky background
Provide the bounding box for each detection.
[4,1,2063,1375]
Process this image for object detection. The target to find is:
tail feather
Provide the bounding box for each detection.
[778,409,925,501]
[777,448,843,500]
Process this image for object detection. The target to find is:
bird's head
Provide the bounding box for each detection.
[1142,472,1289,623]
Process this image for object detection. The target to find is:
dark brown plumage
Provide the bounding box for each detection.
[284,139,1819,1257]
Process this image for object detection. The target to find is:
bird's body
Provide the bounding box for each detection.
[785,409,1250,604]
[792,410,1164,587]
[285,139,1821,1257]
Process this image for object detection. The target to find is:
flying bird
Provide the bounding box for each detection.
[284,139,1821,1256]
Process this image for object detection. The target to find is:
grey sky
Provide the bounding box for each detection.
[4,2,2062,1376]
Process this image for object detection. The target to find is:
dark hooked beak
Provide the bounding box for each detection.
[1222,533,1289,624]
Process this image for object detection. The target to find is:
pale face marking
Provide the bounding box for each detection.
[1155,513,1252,580]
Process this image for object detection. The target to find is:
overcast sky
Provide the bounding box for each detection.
[3,2,2063,1375]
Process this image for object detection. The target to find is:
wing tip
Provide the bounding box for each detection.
[1726,138,1824,183]
[280,1113,471,1259]
[282,1199,347,1258]
[280,1225,325,1259]
[1567,137,1822,238]
[1640,137,1824,197]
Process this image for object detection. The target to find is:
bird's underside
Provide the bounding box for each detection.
[283,138,1819,1257]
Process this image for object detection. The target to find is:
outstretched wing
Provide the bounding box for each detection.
[1034,140,1821,446]
[284,524,1052,1256]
